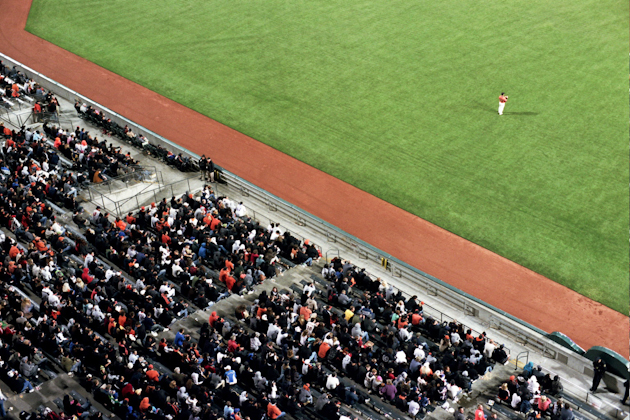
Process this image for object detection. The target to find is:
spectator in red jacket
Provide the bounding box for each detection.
[475,404,486,420]
[266,401,285,419]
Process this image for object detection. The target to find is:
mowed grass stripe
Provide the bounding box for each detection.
[26,0,629,312]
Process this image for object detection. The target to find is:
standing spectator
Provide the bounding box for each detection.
[173,328,186,347]
[380,379,397,401]
[224,401,234,418]
[199,155,208,181]
[590,358,606,392]
[537,395,551,413]
[207,157,215,181]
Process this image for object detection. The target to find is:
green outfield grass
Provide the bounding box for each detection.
[26,0,628,312]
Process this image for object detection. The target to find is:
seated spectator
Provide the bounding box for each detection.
[549,375,563,396]
[538,395,551,413]
[497,382,510,403]
[326,372,340,390]
[380,379,397,401]
[492,344,509,364]
[267,400,285,419]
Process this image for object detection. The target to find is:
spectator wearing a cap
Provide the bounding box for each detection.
[299,383,313,404]
[590,358,607,392]
[224,401,234,418]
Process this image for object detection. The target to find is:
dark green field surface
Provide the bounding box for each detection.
[26,0,629,312]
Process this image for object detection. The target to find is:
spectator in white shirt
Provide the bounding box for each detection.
[321,264,335,279]
[83,253,94,269]
[446,381,462,401]
[303,282,316,297]
[484,339,497,359]
[395,350,408,364]
[50,221,65,236]
[399,326,412,342]
[414,346,426,360]
[276,330,288,346]
[160,283,175,298]
[234,202,247,218]
[408,399,420,417]
[172,262,183,278]
[510,392,521,409]
[267,322,281,341]
[326,373,340,390]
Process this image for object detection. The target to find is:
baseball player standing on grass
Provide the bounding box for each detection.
[498,92,508,115]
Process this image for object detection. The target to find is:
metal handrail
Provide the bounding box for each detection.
[515,350,529,370]
[110,175,199,218]
[101,165,158,187]
[326,248,340,262]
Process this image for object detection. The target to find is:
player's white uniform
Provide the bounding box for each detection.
[498,95,508,115]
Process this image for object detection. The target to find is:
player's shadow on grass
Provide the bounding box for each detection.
[504,111,539,116]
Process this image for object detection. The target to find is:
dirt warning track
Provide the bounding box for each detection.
[0,0,626,357]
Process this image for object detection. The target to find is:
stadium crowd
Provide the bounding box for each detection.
[89,255,511,420]
[0,63,516,420]
[494,363,572,420]
[73,101,195,173]
[0,98,318,420]
[0,115,510,419]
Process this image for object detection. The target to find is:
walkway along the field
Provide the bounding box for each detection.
[1,0,627,358]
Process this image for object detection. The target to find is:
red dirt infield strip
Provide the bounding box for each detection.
[1,0,627,358]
